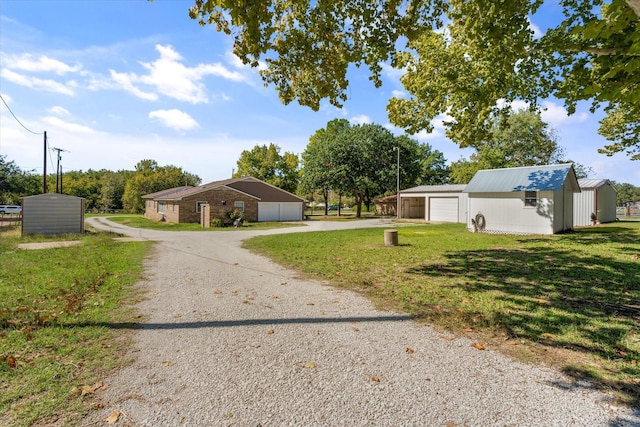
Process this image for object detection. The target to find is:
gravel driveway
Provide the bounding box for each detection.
[82,217,639,426]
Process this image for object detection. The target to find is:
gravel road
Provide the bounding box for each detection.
[82,217,639,426]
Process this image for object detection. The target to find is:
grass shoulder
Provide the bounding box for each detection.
[0,227,153,426]
[243,222,640,406]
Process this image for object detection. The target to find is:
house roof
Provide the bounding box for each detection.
[463,164,580,193]
[144,177,304,203]
[578,178,615,191]
[141,186,194,199]
[401,184,467,194]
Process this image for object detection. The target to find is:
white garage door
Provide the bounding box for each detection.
[258,202,302,222]
[429,197,459,222]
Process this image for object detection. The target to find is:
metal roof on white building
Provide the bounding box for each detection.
[401,184,467,193]
[463,164,579,193]
[578,179,614,190]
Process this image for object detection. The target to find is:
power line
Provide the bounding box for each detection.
[0,93,44,135]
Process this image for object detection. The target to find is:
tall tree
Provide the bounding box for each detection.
[300,119,351,214]
[449,110,590,183]
[301,122,429,217]
[123,160,201,213]
[233,143,300,193]
[188,0,640,159]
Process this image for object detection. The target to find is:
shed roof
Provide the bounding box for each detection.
[401,184,467,194]
[463,164,580,193]
[23,193,85,201]
[578,179,615,190]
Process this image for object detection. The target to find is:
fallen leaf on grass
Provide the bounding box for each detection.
[106,410,121,424]
[471,343,485,351]
[406,347,414,354]
[8,356,16,369]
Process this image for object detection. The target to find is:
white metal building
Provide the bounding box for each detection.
[574,179,618,226]
[399,184,468,223]
[463,164,580,235]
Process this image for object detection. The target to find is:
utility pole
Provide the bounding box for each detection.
[51,147,69,194]
[393,146,400,219]
[43,131,47,193]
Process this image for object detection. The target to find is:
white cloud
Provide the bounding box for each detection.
[350,114,372,125]
[149,109,199,131]
[527,17,544,38]
[540,101,589,125]
[48,106,70,116]
[110,44,246,104]
[3,53,82,75]
[498,99,589,126]
[391,89,407,98]
[109,70,158,101]
[0,69,75,95]
[42,116,98,134]
[380,62,405,82]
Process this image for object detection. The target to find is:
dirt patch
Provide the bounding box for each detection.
[17,241,82,250]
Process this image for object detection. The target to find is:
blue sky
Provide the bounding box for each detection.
[1,0,638,186]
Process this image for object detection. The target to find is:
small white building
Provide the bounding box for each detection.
[463,164,580,235]
[574,179,618,226]
[399,184,468,222]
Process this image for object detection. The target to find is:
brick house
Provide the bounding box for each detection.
[142,177,304,223]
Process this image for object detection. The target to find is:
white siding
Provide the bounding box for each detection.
[258,202,302,222]
[574,189,595,226]
[467,192,556,234]
[574,183,617,226]
[429,197,459,222]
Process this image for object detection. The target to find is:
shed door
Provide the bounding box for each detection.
[429,197,459,222]
[258,202,302,221]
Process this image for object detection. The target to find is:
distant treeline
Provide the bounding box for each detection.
[0,157,200,213]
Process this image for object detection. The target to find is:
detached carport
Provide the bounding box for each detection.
[399,185,468,222]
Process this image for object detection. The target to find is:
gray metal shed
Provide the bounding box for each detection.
[22,194,85,235]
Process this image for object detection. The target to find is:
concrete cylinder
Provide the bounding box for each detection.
[384,229,398,246]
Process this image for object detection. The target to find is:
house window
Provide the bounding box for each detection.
[234,201,245,212]
[158,201,166,213]
[524,191,537,207]
[196,201,207,213]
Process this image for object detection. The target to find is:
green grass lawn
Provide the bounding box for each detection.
[108,215,305,231]
[0,227,152,426]
[243,222,640,405]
